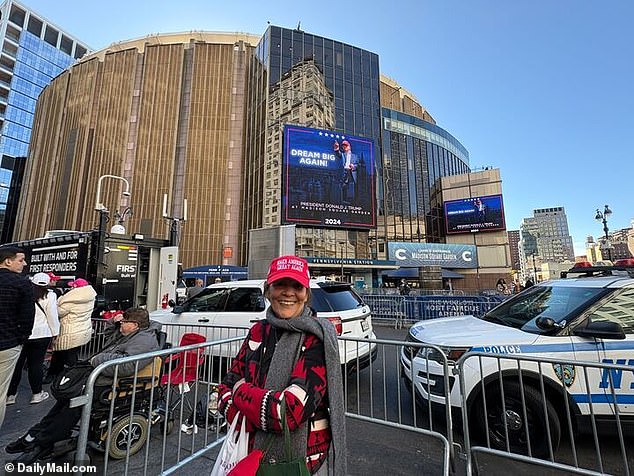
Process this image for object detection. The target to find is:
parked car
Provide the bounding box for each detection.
[401,260,634,456]
[150,278,377,374]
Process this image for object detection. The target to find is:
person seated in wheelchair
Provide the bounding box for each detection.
[6,307,162,465]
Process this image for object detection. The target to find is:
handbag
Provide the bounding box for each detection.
[228,400,310,476]
[210,412,250,476]
[50,360,95,400]
[256,399,310,476]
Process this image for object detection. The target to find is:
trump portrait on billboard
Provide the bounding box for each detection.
[282,125,376,229]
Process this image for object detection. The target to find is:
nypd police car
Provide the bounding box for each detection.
[401,261,634,456]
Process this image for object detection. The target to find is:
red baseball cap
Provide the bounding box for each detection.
[266,255,310,288]
[47,272,61,281]
[68,278,90,288]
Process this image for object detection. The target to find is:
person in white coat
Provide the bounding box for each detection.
[6,273,60,404]
[44,278,96,383]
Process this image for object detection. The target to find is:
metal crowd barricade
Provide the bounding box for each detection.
[361,294,406,327]
[68,328,456,475]
[79,319,251,361]
[361,294,505,328]
[340,335,454,475]
[77,318,112,359]
[69,318,632,475]
[73,334,246,475]
[456,351,633,476]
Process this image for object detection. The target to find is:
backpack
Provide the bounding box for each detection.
[50,361,95,400]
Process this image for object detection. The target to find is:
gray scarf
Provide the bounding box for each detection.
[253,305,347,476]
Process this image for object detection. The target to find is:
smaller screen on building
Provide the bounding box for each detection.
[444,194,506,234]
[282,125,376,229]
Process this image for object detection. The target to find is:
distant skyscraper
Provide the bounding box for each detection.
[0,0,89,240]
[519,206,575,279]
[507,229,521,270]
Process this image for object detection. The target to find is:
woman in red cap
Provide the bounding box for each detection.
[217,255,346,475]
[44,278,96,383]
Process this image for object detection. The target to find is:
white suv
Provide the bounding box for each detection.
[151,278,377,373]
[401,262,634,456]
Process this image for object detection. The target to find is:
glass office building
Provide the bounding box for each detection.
[243,26,382,262]
[380,108,470,246]
[242,26,471,270]
[0,0,89,240]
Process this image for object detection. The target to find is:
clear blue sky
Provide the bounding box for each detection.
[27,0,634,255]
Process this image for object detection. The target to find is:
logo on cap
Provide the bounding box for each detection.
[267,255,310,288]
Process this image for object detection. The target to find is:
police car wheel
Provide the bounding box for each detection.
[474,381,561,458]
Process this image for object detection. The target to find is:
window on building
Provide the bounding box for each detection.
[74,45,87,59]
[9,5,25,27]
[60,35,73,55]
[5,25,20,43]
[2,42,18,58]
[44,25,59,47]
[27,15,43,37]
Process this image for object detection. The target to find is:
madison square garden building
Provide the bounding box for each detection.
[13,26,471,283]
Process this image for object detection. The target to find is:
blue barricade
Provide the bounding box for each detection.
[362,294,506,322]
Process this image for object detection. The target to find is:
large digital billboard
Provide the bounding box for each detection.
[444,194,506,234]
[282,125,376,229]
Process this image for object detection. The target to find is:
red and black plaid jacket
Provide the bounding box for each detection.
[218,320,331,474]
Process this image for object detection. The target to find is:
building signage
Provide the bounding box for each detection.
[28,242,86,276]
[412,296,504,319]
[282,125,376,230]
[183,265,249,278]
[306,257,396,267]
[388,242,478,269]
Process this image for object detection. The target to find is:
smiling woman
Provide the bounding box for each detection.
[267,277,310,319]
[216,255,347,475]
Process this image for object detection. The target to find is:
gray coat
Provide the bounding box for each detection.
[91,319,162,386]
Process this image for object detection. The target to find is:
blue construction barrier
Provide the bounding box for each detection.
[361,294,506,323]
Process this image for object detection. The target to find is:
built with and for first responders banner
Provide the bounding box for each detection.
[282,125,376,229]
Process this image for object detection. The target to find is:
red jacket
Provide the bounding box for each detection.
[218,320,331,474]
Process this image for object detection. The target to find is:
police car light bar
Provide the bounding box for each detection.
[561,260,634,279]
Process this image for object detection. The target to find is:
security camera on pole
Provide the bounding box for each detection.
[94,174,131,267]
[162,193,187,247]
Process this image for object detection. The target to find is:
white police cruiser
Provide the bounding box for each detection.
[401,260,634,456]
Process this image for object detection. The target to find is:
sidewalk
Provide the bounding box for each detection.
[1,376,55,449]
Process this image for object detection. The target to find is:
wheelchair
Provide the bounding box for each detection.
[87,356,164,459]
[45,356,165,462]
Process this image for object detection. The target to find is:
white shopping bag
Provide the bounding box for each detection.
[210,413,249,476]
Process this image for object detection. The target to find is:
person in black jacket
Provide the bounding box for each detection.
[5,307,161,464]
[0,246,34,431]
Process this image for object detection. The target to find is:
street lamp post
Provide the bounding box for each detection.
[595,205,612,261]
[531,253,538,282]
[94,175,131,267]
